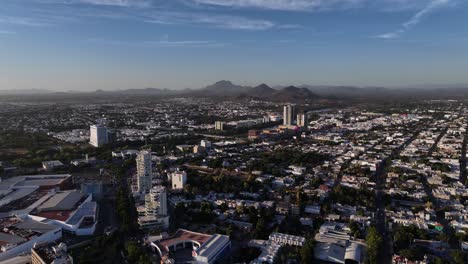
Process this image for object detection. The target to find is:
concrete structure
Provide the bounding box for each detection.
[250,233,305,264]
[0,174,73,216]
[200,140,212,149]
[193,234,231,264]
[268,233,305,247]
[80,182,104,199]
[193,145,205,154]
[249,240,281,264]
[314,242,363,264]
[42,161,64,172]
[283,104,296,126]
[0,217,62,262]
[138,186,169,229]
[150,229,230,264]
[89,125,108,148]
[215,121,225,131]
[26,191,97,236]
[314,222,363,264]
[31,243,73,264]
[136,150,152,193]
[170,171,187,190]
[111,149,139,158]
[296,111,308,128]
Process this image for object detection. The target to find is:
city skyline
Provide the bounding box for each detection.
[1,0,468,91]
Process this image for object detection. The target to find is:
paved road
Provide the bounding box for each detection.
[95,196,119,235]
[420,124,459,248]
[373,123,428,264]
[460,125,467,184]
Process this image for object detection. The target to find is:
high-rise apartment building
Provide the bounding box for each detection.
[145,186,167,216]
[296,111,308,128]
[136,150,152,193]
[138,186,169,229]
[283,104,296,126]
[89,124,108,147]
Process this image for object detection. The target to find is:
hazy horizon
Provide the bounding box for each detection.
[2,0,468,91]
[3,81,468,93]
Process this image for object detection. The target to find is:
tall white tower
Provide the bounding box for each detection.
[90,125,108,147]
[297,111,308,128]
[283,104,296,126]
[136,150,152,193]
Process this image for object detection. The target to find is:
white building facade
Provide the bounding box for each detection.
[89,125,108,147]
[136,150,152,193]
[171,171,187,190]
[283,104,296,126]
[138,186,169,229]
[296,111,308,128]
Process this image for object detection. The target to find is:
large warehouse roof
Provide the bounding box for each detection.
[37,191,83,212]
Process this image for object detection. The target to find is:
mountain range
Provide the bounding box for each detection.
[2,81,468,102]
[191,81,318,101]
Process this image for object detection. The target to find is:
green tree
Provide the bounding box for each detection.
[451,250,467,264]
[125,241,151,264]
[399,247,424,261]
[300,239,316,263]
[254,218,267,239]
[365,226,382,264]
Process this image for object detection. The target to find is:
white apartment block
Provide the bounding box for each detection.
[136,150,152,193]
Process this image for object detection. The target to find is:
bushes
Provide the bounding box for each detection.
[393,225,428,253]
[125,241,151,264]
[75,234,121,264]
[331,185,375,207]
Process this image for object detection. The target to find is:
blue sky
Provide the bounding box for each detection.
[1,0,467,91]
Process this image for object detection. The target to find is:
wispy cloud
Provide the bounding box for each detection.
[17,0,457,33]
[87,36,227,47]
[374,32,400,39]
[375,0,455,39]
[187,0,459,12]
[0,16,50,27]
[37,0,152,7]
[188,0,366,11]
[142,10,276,30]
[194,14,274,30]
[32,0,278,30]
[79,0,150,6]
[144,40,226,47]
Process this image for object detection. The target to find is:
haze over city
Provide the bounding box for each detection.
[1,0,468,91]
[2,1,468,264]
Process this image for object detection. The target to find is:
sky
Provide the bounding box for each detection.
[1,0,468,91]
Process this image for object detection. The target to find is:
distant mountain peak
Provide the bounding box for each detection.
[250,83,275,97]
[272,86,318,102]
[201,80,250,96]
[214,80,234,85]
[205,80,239,89]
[256,83,270,88]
